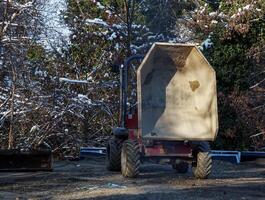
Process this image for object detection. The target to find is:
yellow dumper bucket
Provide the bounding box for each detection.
[137,43,218,141]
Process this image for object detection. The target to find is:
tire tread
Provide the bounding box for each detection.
[121,140,140,178]
[106,137,123,171]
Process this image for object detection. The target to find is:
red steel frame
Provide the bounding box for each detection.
[125,110,193,159]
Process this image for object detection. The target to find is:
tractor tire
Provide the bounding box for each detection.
[106,137,123,171]
[197,141,211,152]
[173,161,189,173]
[192,142,212,179]
[121,140,140,178]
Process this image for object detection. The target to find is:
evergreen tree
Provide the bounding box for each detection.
[191,0,265,150]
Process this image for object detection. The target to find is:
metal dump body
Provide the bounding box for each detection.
[137,43,218,141]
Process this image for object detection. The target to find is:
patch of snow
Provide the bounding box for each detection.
[96,2,105,9]
[132,24,141,29]
[147,35,156,40]
[168,38,176,43]
[218,12,225,18]
[102,31,109,36]
[77,94,92,105]
[30,125,39,133]
[0,59,3,68]
[112,24,123,29]
[3,76,12,87]
[104,73,109,78]
[35,68,48,77]
[105,10,112,15]
[13,1,33,9]
[231,14,236,19]
[86,18,108,27]
[131,44,148,51]
[59,78,89,84]
[200,8,205,14]
[243,4,251,11]
[114,43,120,51]
[108,32,117,41]
[211,20,218,24]
[209,12,217,17]
[201,37,213,49]
[87,76,93,81]
[40,0,71,51]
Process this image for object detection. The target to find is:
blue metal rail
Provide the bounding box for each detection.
[79,147,265,164]
[210,150,241,164]
[80,147,106,158]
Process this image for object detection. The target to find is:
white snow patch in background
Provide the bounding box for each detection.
[59,78,89,84]
[112,24,123,29]
[105,10,112,15]
[35,68,48,77]
[200,37,213,50]
[96,2,105,9]
[132,24,141,29]
[209,12,217,17]
[3,76,12,87]
[147,35,156,40]
[86,18,108,27]
[218,12,226,18]
[114,43,120,50]
[0,59,3,69]
[104,73,109,78]
[243,4,251,11]
[211,20,218,24]
[30,125,39,133]
[77,94,92,105]
[108,32,117,41]
[40,0,71,51]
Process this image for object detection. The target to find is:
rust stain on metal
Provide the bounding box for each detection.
[189,80,200,92]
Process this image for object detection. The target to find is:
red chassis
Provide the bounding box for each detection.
[125,111,193,160]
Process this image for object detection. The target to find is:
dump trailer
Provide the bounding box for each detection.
[106,43,218,179]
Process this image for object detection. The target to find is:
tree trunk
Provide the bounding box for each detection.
[8,65,15,149]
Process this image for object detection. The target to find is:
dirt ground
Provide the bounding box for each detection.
[0,156,264,200]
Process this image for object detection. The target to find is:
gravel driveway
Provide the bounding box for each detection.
[0,157,264,200]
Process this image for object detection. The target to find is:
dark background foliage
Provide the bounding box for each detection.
[0,0,264,157]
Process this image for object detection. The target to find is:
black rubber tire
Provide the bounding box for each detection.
[192,141,210,153]
[192,152,212,179]
[106,137,123,171]
[198,141,210,152]
[121,140,140,178]
[192,142,212,179]
[173,161,189,173]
